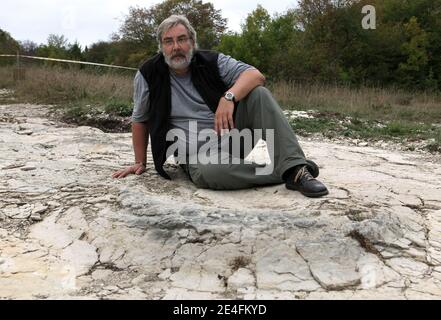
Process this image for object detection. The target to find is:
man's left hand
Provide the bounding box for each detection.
[215,97,235,135]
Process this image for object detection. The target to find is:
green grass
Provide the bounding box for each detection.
[0,64,134,132]
[272,80,441,152]
[271,81,441,124]
[0,65,133,105]
[104,97,133,117]
[288,113,441,152]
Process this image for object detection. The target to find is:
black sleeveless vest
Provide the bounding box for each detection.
[139,50,228,179]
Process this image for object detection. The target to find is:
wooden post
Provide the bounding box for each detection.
[13,51,25,81]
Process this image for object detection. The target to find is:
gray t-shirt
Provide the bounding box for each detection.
[131,53,255,156]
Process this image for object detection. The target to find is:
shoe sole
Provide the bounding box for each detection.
[301,189,329,198]
[286,184,329,198]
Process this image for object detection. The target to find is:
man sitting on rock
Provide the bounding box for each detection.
[112,15,328,198]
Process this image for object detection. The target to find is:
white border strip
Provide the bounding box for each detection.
[0,54,137,70]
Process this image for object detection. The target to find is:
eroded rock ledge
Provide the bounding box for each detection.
[1,103,441,299]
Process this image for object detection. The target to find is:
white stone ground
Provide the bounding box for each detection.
[1,102,441,300]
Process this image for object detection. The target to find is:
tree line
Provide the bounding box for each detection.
[1,0,440,90]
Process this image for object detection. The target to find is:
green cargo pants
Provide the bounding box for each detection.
[186,86,307,190]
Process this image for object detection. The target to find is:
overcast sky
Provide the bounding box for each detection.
[1,0,298,48]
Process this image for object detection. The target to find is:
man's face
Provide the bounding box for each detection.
[161,24,195,71]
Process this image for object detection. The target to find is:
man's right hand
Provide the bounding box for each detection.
[112,163,146,179]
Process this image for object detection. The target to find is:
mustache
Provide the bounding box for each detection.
[171,52,185,59]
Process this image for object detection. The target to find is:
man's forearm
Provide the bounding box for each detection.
[228,69,266,101]
[132,122,149,164]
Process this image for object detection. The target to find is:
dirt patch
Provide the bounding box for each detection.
[60,114,131,133]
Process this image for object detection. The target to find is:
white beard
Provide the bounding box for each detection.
[164,47,194,71]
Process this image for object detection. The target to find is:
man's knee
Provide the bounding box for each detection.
[242,86,279,112]
[247,86,272,101]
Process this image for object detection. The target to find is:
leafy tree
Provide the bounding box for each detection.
[37,34,69,59]
[47,34,69,50]
[152,0,227,49]
[297,0,334,29]
[239,5,273,69]
[266,11,307,80]
[295,0,368,82]
[67,41,83,61]
[19,40,38,56]
[381,0,441,88]
[216,32,243,59]
[84,41,113,63]
[398,17,429,87]
[0,28,19,54]
[217,5,279,74]
[0,29,19,66]
[116,6,157,51]
[117,0,227,52]
[219,0,441,89]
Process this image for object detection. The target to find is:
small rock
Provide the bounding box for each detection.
[1,163,25,170]
[103,286,120,293]
[131,275,147,286]
[91,269,113,281]
[237,286,256,294]
[178,229,190,238]
[5,206,32,219]
[295,292,308,299]
[20,166,36,171]
[158,268,172,280]
[30,214,42,221]
[16,130,33,135]
[86,195,116,204]
[47,201,61,207]
[151,288,162,294]
[228,268,255,290]
[32,204,48,214]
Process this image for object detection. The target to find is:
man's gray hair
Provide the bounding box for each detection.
[156,15,198,52]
